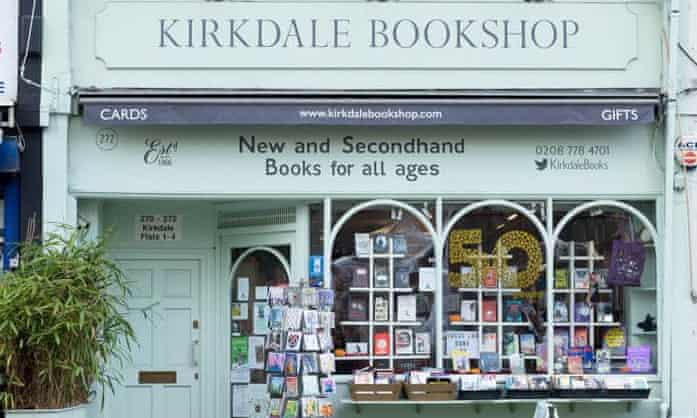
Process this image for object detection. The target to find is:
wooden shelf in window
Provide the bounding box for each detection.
[552,288,613,294]
[349,287,414,293]
[552,322,622,327]
[457,288,521,293]
[340,321,422,327]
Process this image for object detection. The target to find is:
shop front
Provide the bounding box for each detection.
[41,1,685,418]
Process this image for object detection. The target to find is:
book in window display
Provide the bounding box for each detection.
[554,269,569,289]
[374,332,390,356]
[595,349,612,374]
[395,328,414,355]
[503,331,519,356]
[346,342,368,356]
[446,331,479,358]
[502,266,518,288]
[536,343,548,373]
[352,267,369,288]
[567,347,585,374]
[553,300,569,322]
[354,233,370,257]
[519,333,536,355]
[397,294,417,322]
[482,266,497,288]
[415,332,430,354]
[482,331,497,353]
[574,301,592,322]
[596,302,614,323]
[553,328,570,357]
[392,233,408,255]
[504,299,524,322]
[451,350,471,371]
[574,268,590,289]
[627,345,652,372]
[372,233,390,254]
[460,300,477,322]
[348,295,368,321]
[574,328,589,347]
[479,352,501,373]
[482,299,497,322]
[374,264,390,289]
[395,266,411,288]
[418,267,436,292]
[374,295,389,322]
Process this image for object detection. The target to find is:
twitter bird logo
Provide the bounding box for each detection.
[535,158,549,171]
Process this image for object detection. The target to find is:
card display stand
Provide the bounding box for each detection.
[265,285,336,418]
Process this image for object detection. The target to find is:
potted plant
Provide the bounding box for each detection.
[0,227,136,418]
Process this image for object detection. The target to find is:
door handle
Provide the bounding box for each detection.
[192,339,200,368]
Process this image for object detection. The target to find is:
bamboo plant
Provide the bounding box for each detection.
[0,226,136,410]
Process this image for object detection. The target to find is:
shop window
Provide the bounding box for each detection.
[552,201,657,375]
[442,201,548,374]
[230,247,291,386]
[330,201,437,373]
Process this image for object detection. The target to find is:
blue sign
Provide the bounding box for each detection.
[309,255,324,287]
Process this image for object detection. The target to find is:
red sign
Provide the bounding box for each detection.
[676,136,697,168]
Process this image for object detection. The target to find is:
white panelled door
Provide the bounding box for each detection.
[107,259,201,418]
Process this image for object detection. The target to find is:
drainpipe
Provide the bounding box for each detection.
[662,0,680,416]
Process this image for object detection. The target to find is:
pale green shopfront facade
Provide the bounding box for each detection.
[39,1,697,418]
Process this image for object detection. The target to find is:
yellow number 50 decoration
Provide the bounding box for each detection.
[495,230,543,289]
[448,229,543,289]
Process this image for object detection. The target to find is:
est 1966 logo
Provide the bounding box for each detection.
[144,138,179,166]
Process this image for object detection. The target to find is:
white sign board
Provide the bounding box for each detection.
[0,0,18,105]
[95,2,637,70]
[135,215,182,241]
[70,123,662,196]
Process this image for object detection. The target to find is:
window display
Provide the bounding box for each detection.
[330,202,436,373]
[553,203,657,376]
[442,203,547,375]
[313,198,658,404]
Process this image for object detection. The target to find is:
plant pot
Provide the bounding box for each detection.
[6,404,88,418]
